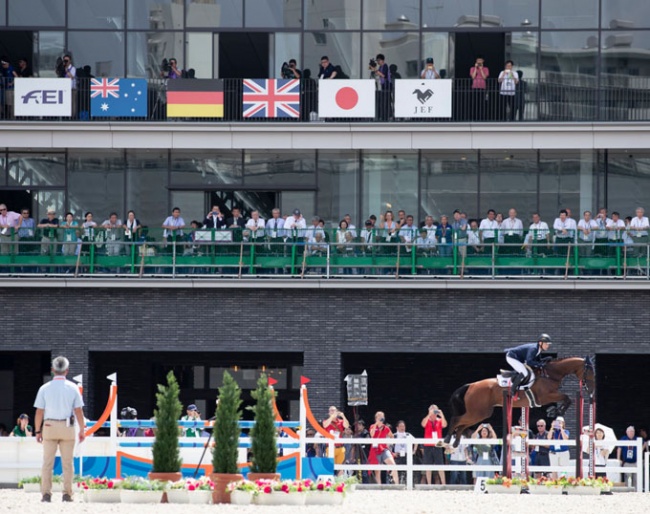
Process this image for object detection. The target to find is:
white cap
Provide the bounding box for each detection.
[556,416,565,423]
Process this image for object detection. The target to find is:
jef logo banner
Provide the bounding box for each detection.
[394,79,452,118]
[91,78,148,117]
[14,78,72,117]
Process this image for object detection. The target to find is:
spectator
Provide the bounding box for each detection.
[367,411,398,484]
[281,58,302,79]
[523,213,551,258]
[370,53,391,120]
[350,419,370,483]
[629,207,649,257]
[389,64,401,88]
[60,55,77,118]
[265,208,285,256]
[593,208,610,257]
[360,219,375,256]
[547,416,570,479]
[617,425,638,487]
[479,209,498,246]
[81,212,97,255]
[399,215,417,255]
[123,210,140,244]
[421,404,447,485]
[305,427,319,457]
[283,209,306,241]
[471,423,498,482]
[37,208,60,257]
[245,210,265,242]
[452,209,468,256]
[60,213,79,257]
[393,420,413,485]
[336,219,355,273]
[469,56,489,120]
[448,431,472,485]
[102,212,123,257]
[0,203,20,254]
[203,205,226,230]
[420,57,441,79]
[322,405,349,473]
[415,228,436,258]
[577,210,598,257]
[318,56,337,79]
[15,57,33,77]
[531,418,550,477]
[10,413,33,437]
[378,210,398,256]
[467,219,482,255]
[143,417,156,437]
[162,207,185,243]
[342,426,355,475]
[0,57,15,119]
[435,215,453,257]
[553,209,576,256]
[500,208,523,255]
[593,427,611,478]
[119,407,145,437]
[514,70,527,121]
[498,60,518,121]
[162,58,183,79]
[16,208,36,257]
[180,404,201,438]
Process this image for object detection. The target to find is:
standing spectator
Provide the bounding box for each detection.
[351,419,370,483]
[180,404,201,438]
[305,427,319,457]
[523,213,551,261]
[15,57,32,78]
[553,209,576,255]
[479,209,499,247]
[367,411,398,484]
[467,219,482,255]
[336,219,355,274]
[162,207,185,243]
[471,423,498,482]
[448,432,472,485]
[245,210,265,242]
[421,404,447,485]
[203,205,227,230]
[514,70,527,121]
[323,405,349,473]
[81,212,97,255]
[33,356,86,502]
[469,56,489,120]
[318,56,337,79]
[420,57,441,79]
[281,58,302,79]
[360,219,375,256]
[606,212,625,254]
[593,208,610,257]
[531,418,550,477]
[399,215,417,255]
[265,208,285,256]
[393,420,413,485]
[452,210,468,258]
[162,58,182,79]
[37,208,60,256]
[123,210,140,244]
[369,54,391,120]
[594,427,611,478]
[60,212,79,257]
[498,60,518,121]
[547,416,570,479]
[10,413,33,437]
[283,209,307,241]
[577,210,598,257]
[435,215,453,257]
[0,203,20,254]
[60,55,77,118]
[617,425,638,488]
[500,208,523,255]
[378,210,398,256]
[629,207,649,257]
[102,212,123,257]
[0,57,15,119]
[16,208,36,256]
[227,207,246,241]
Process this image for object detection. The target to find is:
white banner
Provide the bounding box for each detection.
[14,78,72,117]
[394,79,452,118]
[318,79,376,118]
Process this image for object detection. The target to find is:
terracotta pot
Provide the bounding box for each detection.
[247,472,281,482]
[148,472,182,503]
[210,473,243,504]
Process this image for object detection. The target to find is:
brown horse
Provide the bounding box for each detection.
[444,356,595,447]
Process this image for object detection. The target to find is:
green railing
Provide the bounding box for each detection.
[0,227,646,278]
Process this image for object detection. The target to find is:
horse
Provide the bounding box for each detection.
[413,88,434,104]
[444,356,595,448]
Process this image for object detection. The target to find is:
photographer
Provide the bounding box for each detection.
[368,411,398,484]
[471,423,499,482]
[161,57,182,79]
[323,405,349,474]
[421,405,447,484]
[281,59,301,79]
[119,407,145,437]
[180,404,202,438]
[547,416,569,479]
[369,54,391,120]
[420,57,441,80]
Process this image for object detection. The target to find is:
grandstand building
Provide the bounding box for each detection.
[1,0,650,437]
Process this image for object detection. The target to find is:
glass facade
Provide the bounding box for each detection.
[0,0,646,86]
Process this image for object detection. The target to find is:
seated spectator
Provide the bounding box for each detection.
[181,404,201,437]
[9,413,32,437]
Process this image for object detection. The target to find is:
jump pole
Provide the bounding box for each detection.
[502,390,513,478]
[575,388,584,478]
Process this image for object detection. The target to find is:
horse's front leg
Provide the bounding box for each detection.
[546,393,572,418]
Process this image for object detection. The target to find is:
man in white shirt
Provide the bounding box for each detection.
[500,208,523,255]
[524,213,550,257]
[577,210,598,257]
[284,208,307,241]
[553,209,576,255]
[479,209,499,246]
[399,215,417,253]
[606,211,625,256]
[245,210,265,242]
[306,216,325,245]
[162,207,185,242]
[630,207,649,257]
[422,215,437,243]
[593,208,610,257]
[265,208,285,256]
[359,219,375,256]
[101,212,123,257]
[343,214,357,238]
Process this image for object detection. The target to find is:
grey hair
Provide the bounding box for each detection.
[52,356,70,373]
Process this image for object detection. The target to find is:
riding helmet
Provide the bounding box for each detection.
[538,333,552,344]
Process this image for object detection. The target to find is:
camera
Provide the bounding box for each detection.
[281,62,293,78]
[120,406,138,420]
[379,417,385,423]
[434,409,441,415]
[55,57,65,78]
[161,58,170,73]
[368,58,377,68]
[337,414,343,420]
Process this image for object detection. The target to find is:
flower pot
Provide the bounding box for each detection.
[84,489,121,503]
[148,472,181,504]
[254,493,306,506]
[528,484,564,495]
[485,484,522,494]
[188,490,212,504]
[565,487,601,495]
[229,490,253,505]
[306,491,345,505]
[165,490,189,504]
[22,483,40,493]
[119,490,164,504]
[210,473,243,504]
[247,472,281,482]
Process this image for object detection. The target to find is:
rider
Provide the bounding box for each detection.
[505,334,553,394]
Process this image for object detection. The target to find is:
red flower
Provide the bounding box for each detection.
[188,484,196,491]
[336,484,344,493]
[263,486,271,494]
[281,484,290,493]
[83,486,89,490]
[107,481,114,489]
[317,483,324,490]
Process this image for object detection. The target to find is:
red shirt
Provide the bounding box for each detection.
[325,419,345,447]
[424,418,443,447]
[371,424,391,452]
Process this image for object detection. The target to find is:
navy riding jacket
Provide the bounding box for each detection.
[505,342,544,367]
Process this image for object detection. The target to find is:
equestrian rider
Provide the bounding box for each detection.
[505,334,552,394]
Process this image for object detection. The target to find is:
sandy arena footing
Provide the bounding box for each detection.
[1,489,649,514]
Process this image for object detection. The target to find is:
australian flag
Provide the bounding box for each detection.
[90,78,148,118]
[242,79,300,118]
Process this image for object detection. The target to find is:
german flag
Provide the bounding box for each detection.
[166,79,224,118]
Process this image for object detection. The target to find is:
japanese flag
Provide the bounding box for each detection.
[318,80,376,118]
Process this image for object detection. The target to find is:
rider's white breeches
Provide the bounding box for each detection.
[506,355,535,383]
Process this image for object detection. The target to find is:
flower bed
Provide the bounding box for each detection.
[227,478,347,506]
[484,475,526,494]
[167,477,214,504]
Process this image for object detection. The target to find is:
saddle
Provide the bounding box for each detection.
[497,370,541,408]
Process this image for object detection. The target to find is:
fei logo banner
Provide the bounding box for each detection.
[14,78,72,117]
[394,79,452,118]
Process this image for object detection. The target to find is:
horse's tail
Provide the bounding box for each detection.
[449,383,470,419]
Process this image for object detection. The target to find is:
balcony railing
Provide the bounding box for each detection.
[2,77,650,123]
[1,227,648,279]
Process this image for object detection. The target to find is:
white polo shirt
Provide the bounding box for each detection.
[630,216,649,237]
[34,376,84,420]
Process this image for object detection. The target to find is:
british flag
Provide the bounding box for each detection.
[242,79,300,118]
[90,78,120,99]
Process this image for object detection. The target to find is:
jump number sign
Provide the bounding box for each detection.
[474,477,488,493]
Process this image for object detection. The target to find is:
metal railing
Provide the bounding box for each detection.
[0,227,648,279]
[3,77,650,123]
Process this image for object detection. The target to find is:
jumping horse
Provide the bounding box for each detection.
[444,356,595,447]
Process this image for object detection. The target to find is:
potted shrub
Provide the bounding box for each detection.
[227,479,257,505]
[18,476,41,493]
[247,374,280,481]
[484,474,526,494]
[149,370,183,488]
[211,370,244,504]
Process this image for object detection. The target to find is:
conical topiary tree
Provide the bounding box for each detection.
[212,370,242,474]
[151,370,183,473]
[249,374,277,473]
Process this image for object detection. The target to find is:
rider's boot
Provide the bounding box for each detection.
[510,373,524,395]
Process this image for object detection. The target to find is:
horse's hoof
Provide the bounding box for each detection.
[435,440,446,448]
[546,406,557,418]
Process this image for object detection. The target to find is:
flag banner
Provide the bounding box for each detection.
[166,79,224,118]
[14,78,71,117]
[394,79,452,118]
[90,78,148,117]
[318,79,376,118]
[243,79,300,118]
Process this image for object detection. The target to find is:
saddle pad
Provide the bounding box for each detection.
[496,374,511,387]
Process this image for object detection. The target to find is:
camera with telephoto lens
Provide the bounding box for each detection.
[120,406,138,420]
[281,61,292,78]
[55,57,65,78]
[368,57,377,68]
[161,58,170,73]
[379,417,385,423]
